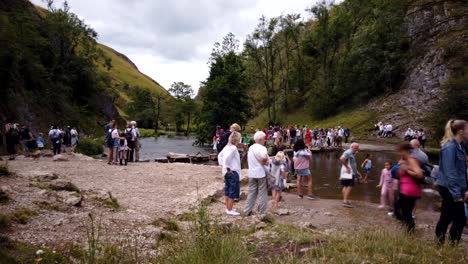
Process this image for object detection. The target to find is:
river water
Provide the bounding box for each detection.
[139,136,438,210]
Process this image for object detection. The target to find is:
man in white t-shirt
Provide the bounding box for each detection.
[244,131,269,216]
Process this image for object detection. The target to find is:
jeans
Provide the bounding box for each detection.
[244,177,268,215]
[53,143,61,155]
[435,186,466,244]
[395,193,418,232]
[127,140,135,162]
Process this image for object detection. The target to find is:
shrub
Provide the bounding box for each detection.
[166,219,180,232]
[12,208,37,225]
[0,164,10,177]
[103,192,120,210]
[0,214,11,229]
[77,138,103,156]
[0,190,10,204]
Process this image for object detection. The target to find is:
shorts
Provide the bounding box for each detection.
[364,167,371,173]
[290,138,296,145]
[296,169,311,176]
[224,171,240,199]
[71,137,78,146]
[113,139,119,148]
[341,175,355,187]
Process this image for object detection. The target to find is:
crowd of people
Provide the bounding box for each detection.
[103,120,141,165]
[404,127,427,148]
[1,123,79,160]
[213,125,351,155]
[374,122,394,137]
[218,119,468,246]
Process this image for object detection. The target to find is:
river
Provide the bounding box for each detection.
[139,136,439,210]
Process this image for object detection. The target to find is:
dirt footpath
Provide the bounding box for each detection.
[1,154,223,252]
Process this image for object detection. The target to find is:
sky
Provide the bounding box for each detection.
[31,0,325,93]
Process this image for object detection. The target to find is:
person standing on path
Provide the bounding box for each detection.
[131,121,140,162]
[48,126,62,156]
[344,128,350,144]
[435,120,468,244]
[106,121,119,165]
[340,143,361,208]
[19,125,33,154]
[5,123,18,160]
[218,131,242,216]
[394,142,423,233]
[125,123,137,162]
[70,127,78,153]
[244,131,269,216]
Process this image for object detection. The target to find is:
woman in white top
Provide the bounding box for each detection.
[218,131,242,216]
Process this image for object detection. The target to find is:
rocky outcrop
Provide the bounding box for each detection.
[371,0,468,135]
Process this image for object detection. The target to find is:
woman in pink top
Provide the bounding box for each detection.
[394,143,423,232]
[293,139,317,200]
[377,161,393,211]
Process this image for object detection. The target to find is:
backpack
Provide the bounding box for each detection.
[51,130,61,144]
[217,132,230,152]
[105,129,114,148]
[125,128,134,142]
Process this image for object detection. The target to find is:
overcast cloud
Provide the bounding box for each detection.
[31,0,325,93]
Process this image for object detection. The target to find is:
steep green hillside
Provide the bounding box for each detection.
[0,0,173,133]
[97,44,171,119]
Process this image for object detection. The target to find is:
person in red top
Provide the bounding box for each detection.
[305,129,312,145]
[394,142,423,232]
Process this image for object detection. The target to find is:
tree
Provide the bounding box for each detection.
[168,82,196,135]
[127,88,165,132]
[244,16,282,124]
[196,33,252,143]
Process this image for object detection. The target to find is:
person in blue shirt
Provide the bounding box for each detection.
[435,119,468,245]
[36,133,44,150]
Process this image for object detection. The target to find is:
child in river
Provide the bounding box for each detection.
[377,161,394,211]
[271,151,287,208]
[361,154,372,183]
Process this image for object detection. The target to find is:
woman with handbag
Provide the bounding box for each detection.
[435,119,468,244]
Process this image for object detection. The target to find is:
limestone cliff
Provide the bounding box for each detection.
[371,0,468,135]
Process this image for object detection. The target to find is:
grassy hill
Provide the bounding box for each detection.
[96,44,171,119]
[35,5,171,119]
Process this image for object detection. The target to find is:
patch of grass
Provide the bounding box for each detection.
[77,138,103,156]
[0,190,10,204]
[33,201,62,212]
[103,192,120,210]
[166,219,180,232]
[298,227,466,264]
[167,133,175,139]
[157,231,175,243]
[0,214,11,229]
[178,211,196,222]
[261,214,275,225]
[0,164,10,177]
[12,208,37,225]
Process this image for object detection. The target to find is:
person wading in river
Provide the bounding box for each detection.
[435,119,468,245]
[340,143,361,208]
[218,131,242,216]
